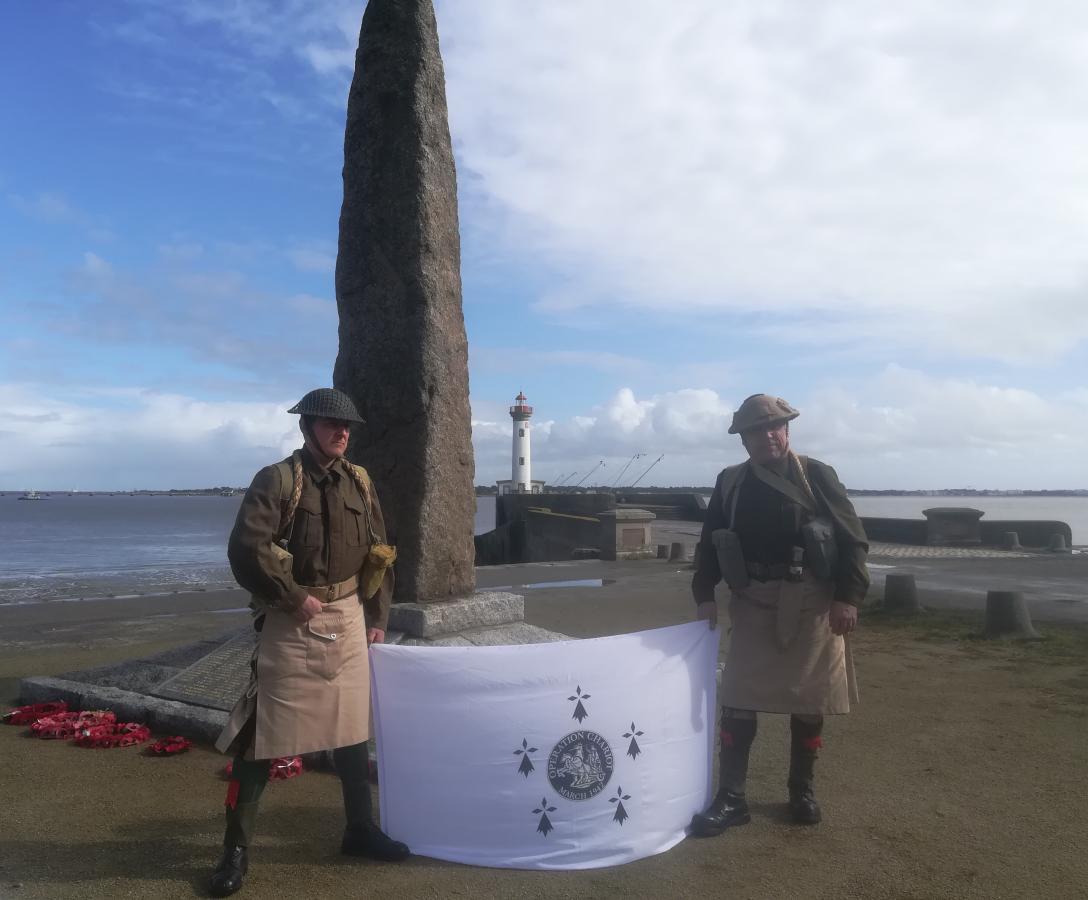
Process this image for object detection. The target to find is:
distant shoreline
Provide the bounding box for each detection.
[4,488,1087,498]
[471,488,1088,497]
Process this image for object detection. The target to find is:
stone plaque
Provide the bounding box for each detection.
[151,632,256,711]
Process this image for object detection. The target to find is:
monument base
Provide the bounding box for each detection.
[17,593,565,744]
[388,590,566,646]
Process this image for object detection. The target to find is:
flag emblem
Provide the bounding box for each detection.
[546,730,615,801]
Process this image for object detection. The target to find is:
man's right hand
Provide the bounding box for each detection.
[696,601,718,630]
[292,595,323,623]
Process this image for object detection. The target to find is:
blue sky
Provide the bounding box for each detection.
[2,0,1086,490]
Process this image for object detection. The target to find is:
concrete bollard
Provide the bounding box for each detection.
[1001,531,1021,550]
[669,542,686,562]
[657,544,669,559]
[883,573,921,614]
[1048,533,1070,553]
[984,591,1041,639]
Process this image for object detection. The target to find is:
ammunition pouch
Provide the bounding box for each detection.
[711,528,750,591]
[800,517,838,580]
[360,542,397,601]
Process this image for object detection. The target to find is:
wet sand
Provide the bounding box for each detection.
[2,560,1087,899]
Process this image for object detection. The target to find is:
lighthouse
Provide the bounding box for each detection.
[509,391,533,492]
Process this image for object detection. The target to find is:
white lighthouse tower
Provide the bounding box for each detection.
[509,391,533,492]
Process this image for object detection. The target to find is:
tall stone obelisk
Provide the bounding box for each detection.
[334,0,476,604]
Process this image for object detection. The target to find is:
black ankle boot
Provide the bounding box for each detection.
[690,788,751,837]
[788,716,823,825]
[341,823,411,861]
[208,845,248,897]
[690,714,757,837]
[334,742,411,862]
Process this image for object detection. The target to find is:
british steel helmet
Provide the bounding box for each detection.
[288,388,365,423]
[728,394,799,434]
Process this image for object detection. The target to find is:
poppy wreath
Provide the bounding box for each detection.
[31,710,117,740]
[148,735,192,755]
[269,756,304,780]
[2,701,69,726]
[223,756,304,780]
[74,722,151,748]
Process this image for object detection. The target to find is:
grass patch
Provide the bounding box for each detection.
[862,605,1088,665]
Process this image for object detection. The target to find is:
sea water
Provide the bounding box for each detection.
[2,492,1084,605]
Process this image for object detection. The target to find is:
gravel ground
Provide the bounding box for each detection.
[2,565,1087,899]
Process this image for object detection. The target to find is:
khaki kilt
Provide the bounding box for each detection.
[216,594,370,760]
[720,574,858,715]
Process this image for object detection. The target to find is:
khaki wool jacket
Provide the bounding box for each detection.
[227,446,393,631]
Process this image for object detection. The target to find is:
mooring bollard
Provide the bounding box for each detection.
[984,590,1040,639]
[669,542,686,561]
[1002,531,1021,550]
[883,573,920,614]
[657,544,669,559]
[1048,533,1070,553]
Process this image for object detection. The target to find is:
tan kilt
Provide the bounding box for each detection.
[215,594,370,760]
[720,574,858,715]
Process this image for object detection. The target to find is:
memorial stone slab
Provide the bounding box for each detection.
[151,632,257,711]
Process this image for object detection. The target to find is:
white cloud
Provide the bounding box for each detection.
[437,0,1088,362]
[9,191,115,241]
[3,369,1085,490]
[287,242,336,274]
[110,1,1088,364]
[472,371,1088,489]
[0,384,298,490]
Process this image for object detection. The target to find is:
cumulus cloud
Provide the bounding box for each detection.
[2,369,1085,490]
[0,384,299,490]
[472,372,1088,490]
[437,1,1088,362]
[124,1,1088,362]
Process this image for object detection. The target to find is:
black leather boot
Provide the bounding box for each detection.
[334,742,411,862]
[209,756,267,896]
[788,716,823,825]
[208,845,248,898]
[689,714,756,837]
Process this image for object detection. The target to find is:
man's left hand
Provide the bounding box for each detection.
[829,601,858,636]
[366,627,385,645]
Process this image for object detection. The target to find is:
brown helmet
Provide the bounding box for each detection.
[728,394,799,434]
[288,388,365,423]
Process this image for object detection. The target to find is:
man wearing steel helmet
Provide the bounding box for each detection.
[689,394,868,837]
[207,388,409,897]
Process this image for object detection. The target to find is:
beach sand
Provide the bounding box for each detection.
[2,565,1087,899]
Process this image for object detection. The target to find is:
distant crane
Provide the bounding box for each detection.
[611,452,645,488]
[574,460,605,487]
[628,454,664,488]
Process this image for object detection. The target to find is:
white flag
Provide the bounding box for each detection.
[370,621,720,870]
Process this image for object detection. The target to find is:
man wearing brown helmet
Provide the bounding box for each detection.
[689,394,868,837]
[207,388,409,897]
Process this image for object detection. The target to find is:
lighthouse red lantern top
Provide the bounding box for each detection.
[509,391,533,419]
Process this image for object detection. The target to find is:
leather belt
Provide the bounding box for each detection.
[745,561,794,582]
[299,575,359,604]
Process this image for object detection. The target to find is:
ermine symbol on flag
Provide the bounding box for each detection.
[568,685,591,722]
[513,738,538,777]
